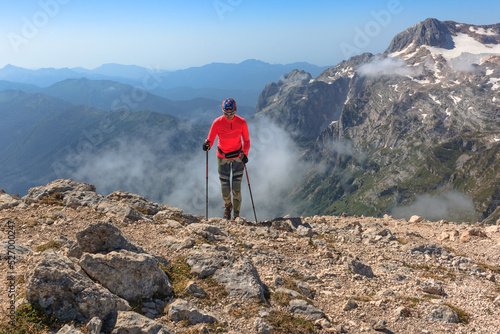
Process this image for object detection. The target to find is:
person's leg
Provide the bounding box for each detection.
[217,157,232,219]
[231,157,245,218]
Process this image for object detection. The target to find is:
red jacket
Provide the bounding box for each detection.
[207,115,250,159]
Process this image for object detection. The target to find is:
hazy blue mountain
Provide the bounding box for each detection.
[39,78,186,116]
[0,105,206,196]
[0,90,73,147]
[0,80,40,93]
[0,60,328,107]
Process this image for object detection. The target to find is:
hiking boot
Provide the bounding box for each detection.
[224,203,232,220]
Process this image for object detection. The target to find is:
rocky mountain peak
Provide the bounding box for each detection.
[385,18,452,54]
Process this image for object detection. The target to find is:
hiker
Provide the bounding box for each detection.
[203,98,250,220]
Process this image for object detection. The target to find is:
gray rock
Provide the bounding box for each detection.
[86,317,102,334]
[295,281,314,299]
[25,250,130,323]
[371,318,387,331]
[154,207,203,225]
[97,200,148,223]
[271,219,295,232]
[275,287,301,298]
[296,225,313,237]
[254,317,273,334]
[62,191,104,208]
[187,245,231,278]
[0,239,31,261]
[188,223,225,236]
[106,190,163,215]
[343,298,358,311]
[422,280,446,296]
[428,305,460,323]
[185,280,207,298]
[168,299,218,325]
[68,222,145,258]
[344,257,374,278]
[213,256,266,301]
[111,311,175,334]
[289,299,325,320]
[0,189,21,209]
[23,179,96,203]
[79,250,173,301]
[57,324,84,334]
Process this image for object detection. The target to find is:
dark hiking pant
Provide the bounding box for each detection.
[217,156,245,217]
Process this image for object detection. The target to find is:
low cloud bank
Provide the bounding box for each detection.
[390,191,478,223]
[71,116,310,220]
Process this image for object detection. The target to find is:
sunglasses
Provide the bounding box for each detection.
[223,110,236,115]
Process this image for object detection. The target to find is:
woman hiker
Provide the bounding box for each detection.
[203,98,250,220]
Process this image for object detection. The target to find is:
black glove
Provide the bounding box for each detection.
[241,153,248,164]
[202,140,210,151]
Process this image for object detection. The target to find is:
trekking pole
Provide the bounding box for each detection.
[206,150,209,219]
[244,165,258,222]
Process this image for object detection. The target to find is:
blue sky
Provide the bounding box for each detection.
[1,0,499,70]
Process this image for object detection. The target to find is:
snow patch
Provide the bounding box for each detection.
[425,33,500,62]
[486,69,494,76]
[450,95,462,104]
[422,114,428,120]
[494,137,500,142]
[469,26,498,36]
[429,94,441,105]
[488,77,500,90]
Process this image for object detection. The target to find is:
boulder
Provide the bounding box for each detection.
[0,240,31,261]
[111,311,175,334]
[213,256,266,301]
[106,191,162,216]
[0,189,21,209]
[87,317,103,334]
[68,222,145,258]
[254,317,273,334]
[62,191,104,209]
[97,200,148,223]
[289,299,325,320]
[428,305,459,323]
[23,179,96,203]
[408,215,422,223]
[79,250,173,301]
[25,250,130,323]
[168,299,218,325]
[344,257,374,278]
[187,245,231,278]
[185,280,207,298]
[56,325,84,334]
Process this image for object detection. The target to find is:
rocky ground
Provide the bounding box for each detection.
[0,179,499,334]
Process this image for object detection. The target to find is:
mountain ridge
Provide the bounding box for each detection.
[255,18,500,223]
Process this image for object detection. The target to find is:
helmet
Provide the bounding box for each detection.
[222,98,237,114]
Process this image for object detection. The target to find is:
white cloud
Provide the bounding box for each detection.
[357,57,422,77]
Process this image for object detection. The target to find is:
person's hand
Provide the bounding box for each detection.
[241,154,248,164]
[202,140,210,151]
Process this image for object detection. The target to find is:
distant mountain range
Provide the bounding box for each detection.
[0,59,329,107]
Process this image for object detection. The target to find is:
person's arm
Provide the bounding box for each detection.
[242,120,250,156]
[206,120,218,149]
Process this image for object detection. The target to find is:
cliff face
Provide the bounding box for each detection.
[255,19,500,222]
[1,179,500,333]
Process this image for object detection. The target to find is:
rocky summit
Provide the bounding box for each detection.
[1,179,499,333]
